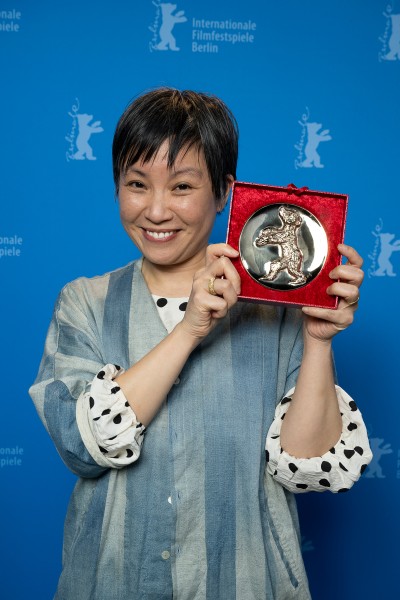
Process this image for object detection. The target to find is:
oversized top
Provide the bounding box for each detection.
[29,259,371,600]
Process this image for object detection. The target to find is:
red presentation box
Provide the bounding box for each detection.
[226,182,348,309]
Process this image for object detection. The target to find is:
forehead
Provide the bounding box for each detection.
[126,141,209,176]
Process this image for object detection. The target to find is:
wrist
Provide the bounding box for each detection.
[303,326,333,352]
[173,320,203,353]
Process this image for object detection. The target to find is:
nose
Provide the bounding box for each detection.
[144,190,173,223]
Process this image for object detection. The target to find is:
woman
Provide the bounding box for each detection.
[30,88,372,600]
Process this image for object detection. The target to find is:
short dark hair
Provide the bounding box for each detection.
[112,88,238,202]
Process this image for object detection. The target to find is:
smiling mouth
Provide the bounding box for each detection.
[145,230,177,240]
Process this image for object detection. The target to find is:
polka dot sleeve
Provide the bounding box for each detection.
[265,386,373,493]
[76,364,145,468]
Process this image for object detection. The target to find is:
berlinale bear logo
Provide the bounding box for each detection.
[150,1,187,52]
[65,99,104,162]
[255,206,307,286]
[294,107,332,169]
[368,219,400,277]
[379,5,400,61]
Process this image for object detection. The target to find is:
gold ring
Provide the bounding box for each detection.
[346,295,360,307]
[208,276,217,296]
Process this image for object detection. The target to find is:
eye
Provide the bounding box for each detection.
[174,183,192,192]
[126,180,146,190]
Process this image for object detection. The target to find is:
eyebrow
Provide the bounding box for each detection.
[124,166,203,179]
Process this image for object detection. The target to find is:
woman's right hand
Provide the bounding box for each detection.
[178,243,241,342]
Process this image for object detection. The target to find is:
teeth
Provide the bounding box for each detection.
[146,230,175,239]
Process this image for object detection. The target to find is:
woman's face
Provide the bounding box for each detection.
[118,141,229,270]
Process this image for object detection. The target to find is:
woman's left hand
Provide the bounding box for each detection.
[301,244,364,342]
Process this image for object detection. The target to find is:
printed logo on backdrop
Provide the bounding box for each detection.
[65,98,104,162]
[149,1,187,51]
[0,235,23,259]
[0,446,23,467]
[0,9,21,32]
[379,3,400,61]
[294,108,332,170]
[364,438,392,478]
[149,1,257,54]
[368,218,400,277]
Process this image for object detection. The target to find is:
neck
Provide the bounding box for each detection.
[141,254,206,297]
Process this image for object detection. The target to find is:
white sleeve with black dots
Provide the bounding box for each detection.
[265,386,373,493]
[76,364,146,468]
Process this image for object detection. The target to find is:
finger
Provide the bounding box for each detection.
[329,264,364,287]
[205,255,241,295]
[302,305,354,329]
[207,277,238,308]
[205,243,239,267]
[338,243,363,268]
[326,282,361,306]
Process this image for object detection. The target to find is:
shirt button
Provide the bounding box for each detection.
[161,550,170,560]
[174,377,180,385]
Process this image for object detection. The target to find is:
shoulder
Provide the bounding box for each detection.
[58,259,142,311]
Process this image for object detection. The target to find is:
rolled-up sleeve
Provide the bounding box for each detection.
[265,386,373,493]
[29,282,143,478]
[76,363,145,468]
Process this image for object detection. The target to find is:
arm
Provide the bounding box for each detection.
[30,280,145,477]
[116,244,241,426]
[280,244,364,458]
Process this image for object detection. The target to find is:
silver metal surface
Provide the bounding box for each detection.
[239,204,328,291]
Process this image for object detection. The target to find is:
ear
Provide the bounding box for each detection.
[217,175,234,213]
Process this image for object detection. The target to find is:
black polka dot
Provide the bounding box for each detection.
[329,447,336,454]
[89,396,94,409]
[125,401,129,407]
[114,364,121,371]
[281,413,286,420]
[296,483,308,489]
[349,401,358,411]
[140,430,145,436]
[339,462,348,472]
[344,449,355,459]
[108,435,117,441]
[288,463,298,473]
[156,298,168,308]
[338,488,350,493]
[321,461,332,472]
[347,422,358,432]
[111,386,120,394]
[281,397,291,405]
[179,302,188,312]
[280,448,284,454]
[271,435,280,439]
[354,446,364,455]
[319,479,330,487]
[136,422,143,428]
[340,440,346,445]
[360,464,368,474]
[97,371,105,379]
[265,450,270,462]
[98,446,108,454]
[113,414,122,424]
[126,449,133,458]
[93,416,100,421]
[101,409,111,416]
[273,470,278,476]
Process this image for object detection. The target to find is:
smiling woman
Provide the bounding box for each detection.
[29,87,372,600]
